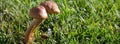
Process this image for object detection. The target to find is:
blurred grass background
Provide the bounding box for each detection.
[0,0,120,44]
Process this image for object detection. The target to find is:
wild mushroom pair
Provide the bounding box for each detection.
[25,0,60,44]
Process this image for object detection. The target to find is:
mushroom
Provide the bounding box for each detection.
[25,0,60,44]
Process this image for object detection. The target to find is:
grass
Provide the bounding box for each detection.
[0,0,120,44]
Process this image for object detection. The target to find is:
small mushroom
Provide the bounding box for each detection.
[25,0,60,44]
[40,0,60,14]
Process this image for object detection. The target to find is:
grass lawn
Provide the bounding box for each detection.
[0,0,120,44]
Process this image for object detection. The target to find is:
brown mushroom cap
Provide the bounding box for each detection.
[40,1,60,14]
[30,6,48,20]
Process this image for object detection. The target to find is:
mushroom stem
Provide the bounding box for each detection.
[25,19,44,44]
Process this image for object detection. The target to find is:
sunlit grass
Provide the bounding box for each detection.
[0,0,120,44]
